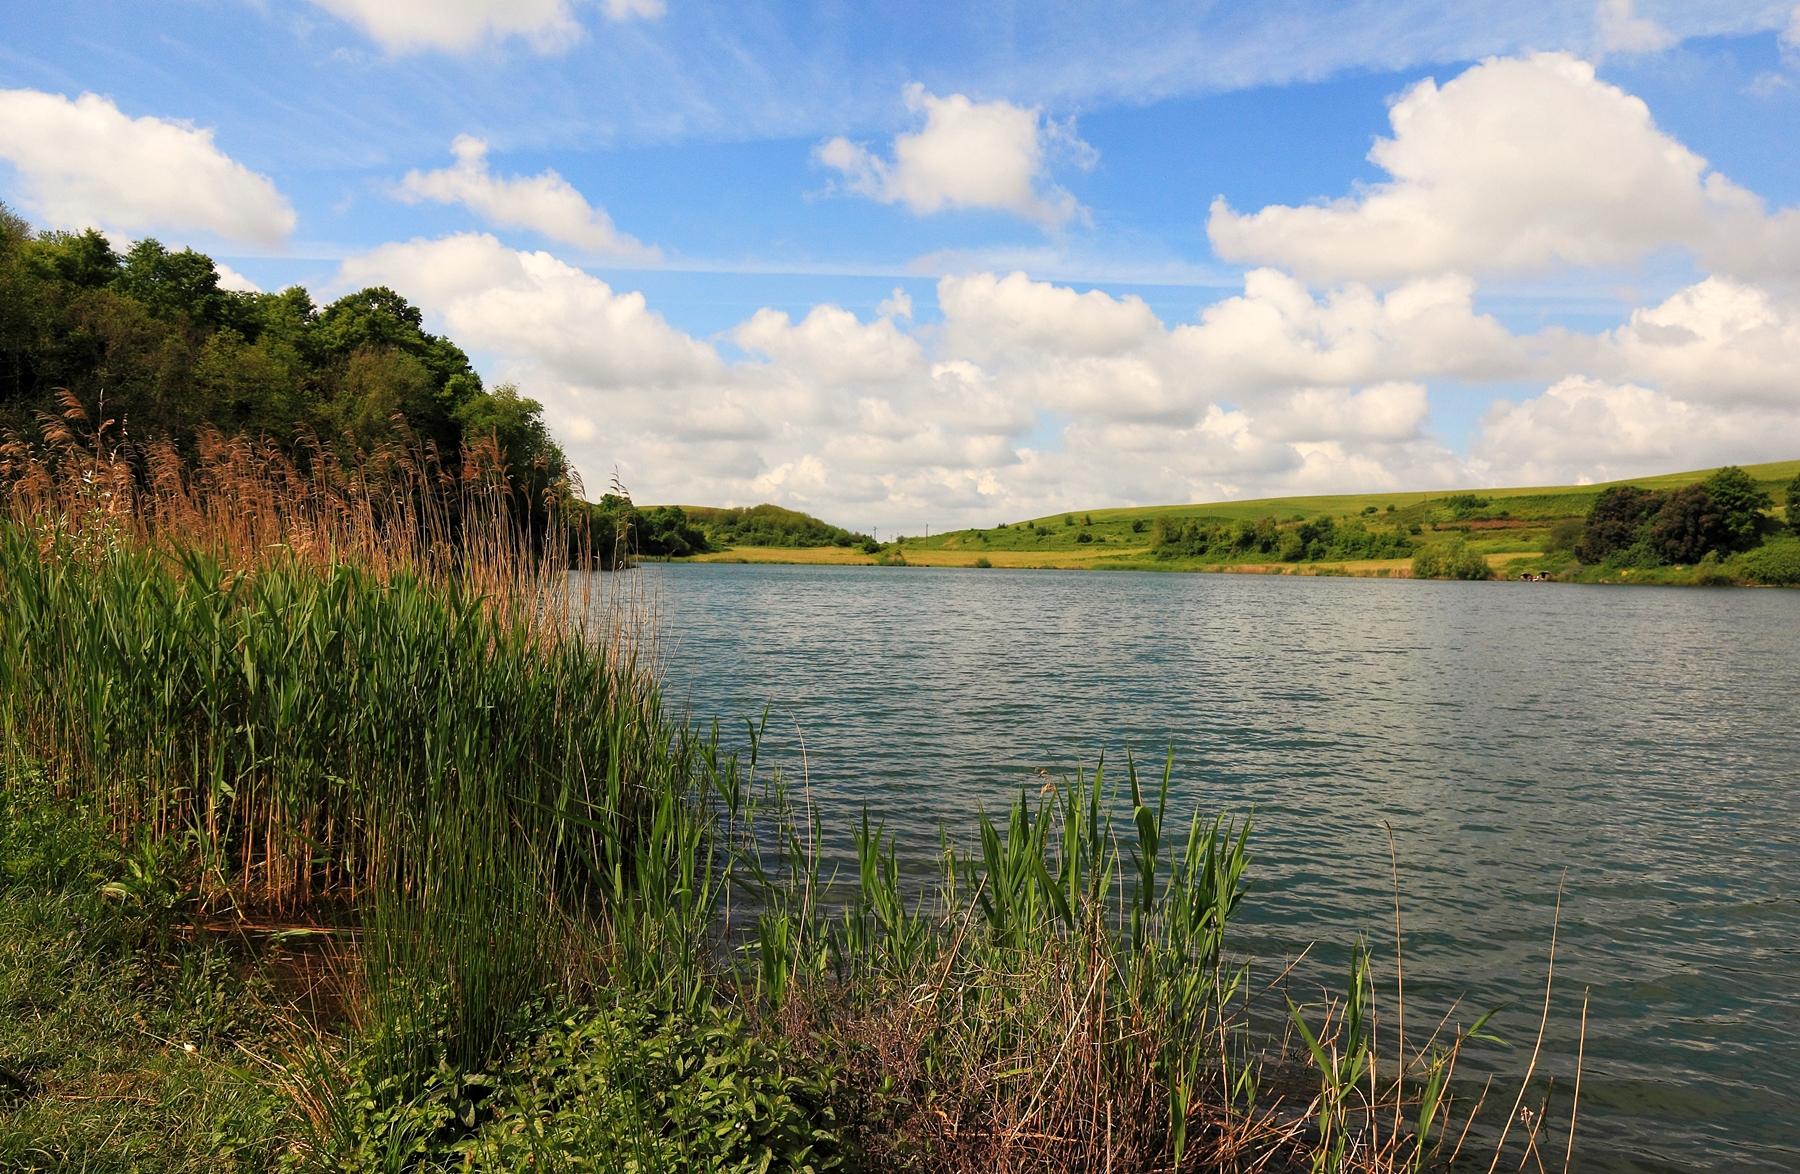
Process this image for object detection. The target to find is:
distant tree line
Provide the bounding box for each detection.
[571,499,874,566]
[0,204,567,506]
[1151,514,1414,563]
[1574,467,1787,567]
[683,503,870,549]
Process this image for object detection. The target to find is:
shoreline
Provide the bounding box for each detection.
[676,545,1799,586]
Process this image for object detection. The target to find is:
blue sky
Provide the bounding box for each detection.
[3,1,1798,526]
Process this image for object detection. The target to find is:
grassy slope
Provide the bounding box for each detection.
[689,458,1800,574]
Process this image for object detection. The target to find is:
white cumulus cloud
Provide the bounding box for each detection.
[395,136,657,260]
[325,235,1800,525]
[0,90,294,248]
[1207,53,1800,283]
[1595,0,1679,55]
[818,85,1094,229]
[308,0,660,54]
[338,233,713,387]
[1470,376,1793,487]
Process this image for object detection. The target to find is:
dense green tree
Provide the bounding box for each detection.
[579,496,714,564]
[1577,486,1665,564]
[0,205,556,481]
[1700,466,1772,551]
[1787,473,1800,532]
[1648,485,1729,565]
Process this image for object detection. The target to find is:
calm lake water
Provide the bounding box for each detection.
[640,563,1800,1173]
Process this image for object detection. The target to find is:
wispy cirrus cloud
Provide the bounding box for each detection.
[306,0,661,55]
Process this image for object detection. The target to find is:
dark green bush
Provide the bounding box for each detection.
[1578,486,1666,563]
[1648,485,1728,565]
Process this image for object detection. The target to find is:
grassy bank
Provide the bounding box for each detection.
[2,433,1576,1171]
[683,458,1800,586]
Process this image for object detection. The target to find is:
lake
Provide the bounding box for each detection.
[642,562,1800,1172]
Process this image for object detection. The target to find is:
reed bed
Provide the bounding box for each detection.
[0,417,1577,1172]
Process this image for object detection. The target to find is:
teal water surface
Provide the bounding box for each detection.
[644,563,1800,1172]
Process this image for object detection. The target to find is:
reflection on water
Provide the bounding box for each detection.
[637,563,1800,1173]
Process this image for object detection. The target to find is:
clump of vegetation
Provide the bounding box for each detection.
[1150,514,1413,564]
[580,493,716,562]
[1739,539,1800,586]
[1411,537,1494,580]
[687,503,871,549]
[0,205,567,505]
[1437,493,1492,521]
[1577,468,1773,569]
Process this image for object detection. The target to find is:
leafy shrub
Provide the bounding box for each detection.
[1152,513,1408,563]
[1440,493,1491,521]
[460,1005,841,1173]
[1546,517,1583,554]
[1693,552,1740,587]
[1076,531,1093,544]
[973,556,992,568]
[1740,540,1800,586]
[685,504,868,550]
[1411,538,1493,580]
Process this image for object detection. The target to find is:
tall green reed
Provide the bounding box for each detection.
[729,747,1265,1169]
[0,429,720,1081]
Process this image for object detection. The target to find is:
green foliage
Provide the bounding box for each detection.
[1580,470,1774,568]
[1546,517,1584,554]
[1411,538,1493,580]
[1438,493,1491,521]
[0,209,563,481]
[462,1005,840,1172]
[973,556,992,567]
[1578,486,1666,564]
[0,524,710,1073]
[1739,539,1800,586]
[581,495,716,563]
[1701,466,1773,550]
[1786,473,1800,530]
[685,504,869,549]
[1648,484,1729,565]
[1151,513,1411,563]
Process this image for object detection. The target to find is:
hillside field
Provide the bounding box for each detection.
[683,458,1800,578]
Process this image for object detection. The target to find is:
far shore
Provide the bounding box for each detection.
[683,545,1535,578]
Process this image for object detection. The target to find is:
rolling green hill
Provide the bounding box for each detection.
[688,459,1800,584]
[1018,457,1800,529]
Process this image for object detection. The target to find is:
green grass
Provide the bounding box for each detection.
[1022,457,1800,528]
[823,458,1800,583]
